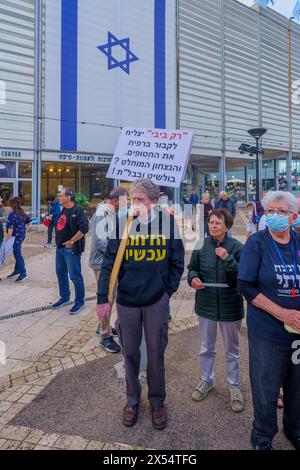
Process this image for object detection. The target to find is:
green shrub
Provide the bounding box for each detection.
[75,193,90,207]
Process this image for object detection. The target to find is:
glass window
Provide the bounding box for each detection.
[19,162,33,178]
[18,181,32,208]
[0,161,16,178]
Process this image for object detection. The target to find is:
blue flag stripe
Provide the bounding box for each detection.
[154,0,166,129]
[61,0,78,151]
[293,0,300,21]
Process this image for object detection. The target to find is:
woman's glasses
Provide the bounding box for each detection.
[265,209,293,216]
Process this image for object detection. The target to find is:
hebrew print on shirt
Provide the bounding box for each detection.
[274,264,300,297]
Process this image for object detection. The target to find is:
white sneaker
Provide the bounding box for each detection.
[229,386,245,412]
[192,380,215,401]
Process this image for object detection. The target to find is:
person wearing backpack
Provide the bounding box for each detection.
[238,191,300,451]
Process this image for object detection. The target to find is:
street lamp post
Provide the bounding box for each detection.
[247,128,268,203]
[264,163,268,192]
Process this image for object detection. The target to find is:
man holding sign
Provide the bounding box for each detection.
[96,179,184,430]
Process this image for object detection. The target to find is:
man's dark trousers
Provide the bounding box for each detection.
[116,292,170,409]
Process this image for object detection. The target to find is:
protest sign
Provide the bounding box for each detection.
[106,128,194,188]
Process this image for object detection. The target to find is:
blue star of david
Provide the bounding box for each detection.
[98,31,139,75]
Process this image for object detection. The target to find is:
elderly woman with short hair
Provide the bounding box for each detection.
[238,191,300,451]
[188,208,245,413]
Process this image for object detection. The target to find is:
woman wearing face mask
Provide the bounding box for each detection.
[188,209,245,413]
[238,191,300,451]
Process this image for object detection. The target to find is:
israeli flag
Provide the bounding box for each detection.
[255,0,271,8]
[44,0,176,154]
[293,0,300,22]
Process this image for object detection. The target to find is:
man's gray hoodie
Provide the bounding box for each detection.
[89,203,116,270]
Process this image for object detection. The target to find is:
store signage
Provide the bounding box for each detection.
[106,128,194,188]
[0,150,33,161]
[42,153,112,164]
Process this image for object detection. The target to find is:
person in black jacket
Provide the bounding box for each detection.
[52,187,89,315]
[215,192,236,235]
[97,179,184,430]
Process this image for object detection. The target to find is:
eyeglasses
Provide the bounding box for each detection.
[265,209,293,216]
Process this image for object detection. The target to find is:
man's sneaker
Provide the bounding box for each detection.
[251,435,273,450]
[15,275,28,283]
[192,380,215,401]
[44,243,52,248]
[52,299,72,309]
[229,386,245,413]
[123,404,139,427]
[100,337,121,353]
[96,326,118,338]
[151,406,167,430]
[69,304,85,315]
[7,271,19,279]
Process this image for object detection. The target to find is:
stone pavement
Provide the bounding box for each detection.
[0,210,279,451]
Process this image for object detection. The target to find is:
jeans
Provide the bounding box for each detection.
[56,247,85,306]
[249,332,300,443]
[13,242,26,276]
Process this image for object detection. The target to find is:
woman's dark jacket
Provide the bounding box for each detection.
[187,235,244,321]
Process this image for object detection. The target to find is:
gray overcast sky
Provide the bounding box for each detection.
[237,0,297,18]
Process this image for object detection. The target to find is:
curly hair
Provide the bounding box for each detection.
[131,179,160,202]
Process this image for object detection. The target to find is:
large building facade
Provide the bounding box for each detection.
[0,0,300,213]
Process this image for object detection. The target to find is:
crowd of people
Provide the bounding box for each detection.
[0,180,299,450]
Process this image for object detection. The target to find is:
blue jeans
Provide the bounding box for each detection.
[13,242,26,276]
[55,248,85,306]
[249,332,300,444]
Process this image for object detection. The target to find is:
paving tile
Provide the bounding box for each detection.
[17,442,35,450]
[74,359,87,366]
[27,385,45,395]
[0,425,31,441]
[69,436,88,450]
[85,440,105,450]
[17,394,34,405]
[1,439,21,450]
[16,384,33,394]
[54,435,74,450]
[6,403,26,416]
[0,438,8,449]
[34,445,53,450]
[5,392,23,402]
[11,377,27,387]
[25,430,45,445]
[38,433,60,447]
[0,402,12,413]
